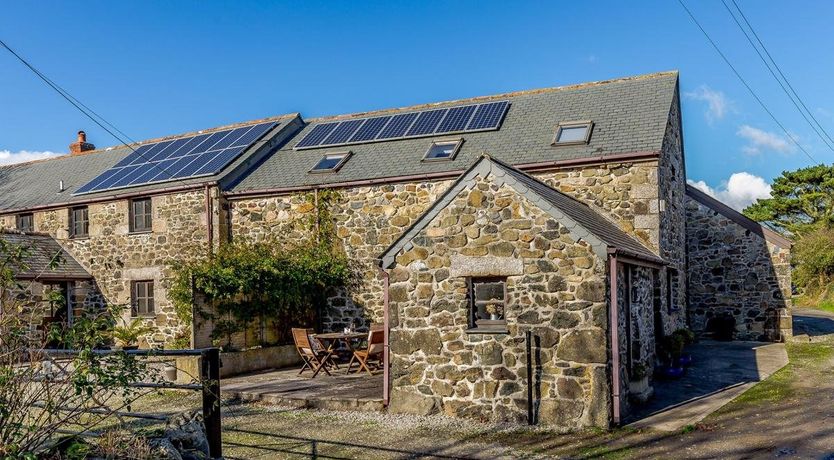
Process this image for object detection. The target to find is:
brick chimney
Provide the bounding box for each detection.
[69,130,95,155]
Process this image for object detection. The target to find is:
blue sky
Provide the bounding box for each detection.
[2,1,833,209]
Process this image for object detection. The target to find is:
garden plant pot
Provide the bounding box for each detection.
[661,365,685,379]
[490,314,500,321]
[164,365,178,382]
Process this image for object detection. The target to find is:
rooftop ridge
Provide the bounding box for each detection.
[0,113,299,170]
[306,71,679,123]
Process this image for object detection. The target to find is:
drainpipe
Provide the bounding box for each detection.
[204,185,213,252]
[376,261,390,407]
[313,188,320,243]
[609,254,621,426]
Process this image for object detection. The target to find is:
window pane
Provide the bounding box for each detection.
[312,155,346,171]
[557,125,589,143]
[474,281,504,302]
[424,142,458,160]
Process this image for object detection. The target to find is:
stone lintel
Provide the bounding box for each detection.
[449,254,523,278]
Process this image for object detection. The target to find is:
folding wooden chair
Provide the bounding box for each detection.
[347,328,384,376]
[292,328,337,377]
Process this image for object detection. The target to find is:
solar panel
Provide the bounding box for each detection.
[406,109,447,136]
[377,112,419,139]
[294,100,509,149]
[350,116,391,142]
[437,105,477,133]
[295,123,338,148]
[323,119,364,145]
[74,121,277,195]
[467,101,510,131]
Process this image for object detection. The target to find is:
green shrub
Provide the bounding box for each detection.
[793,227,834,295]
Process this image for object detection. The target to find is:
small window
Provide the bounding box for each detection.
[132,280,155,317]
[666,268,679,314]
[130,198,153,233]
[467,277,508,333]
[310,152,351,173]
[423,139,462,161]
[552,121,593,145]
[16,213,34,232]
[69,206,89,238]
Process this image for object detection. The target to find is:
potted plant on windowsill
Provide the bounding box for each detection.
[112,318,154,350]
[485,303,502,321]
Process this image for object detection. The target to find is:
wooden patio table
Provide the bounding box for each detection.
[311,332,366,378]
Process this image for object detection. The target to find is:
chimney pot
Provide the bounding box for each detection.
[69,130,95,155]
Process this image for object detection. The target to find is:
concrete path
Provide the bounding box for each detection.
[627,340,788,431]
[222,366,384,412]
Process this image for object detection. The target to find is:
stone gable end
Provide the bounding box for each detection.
[387,173,611,428]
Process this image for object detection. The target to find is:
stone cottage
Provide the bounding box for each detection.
[0,71,791,428]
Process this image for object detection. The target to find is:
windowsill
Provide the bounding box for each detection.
[69,235,90,240]
[128,230,153,235]
[131,314,156,319]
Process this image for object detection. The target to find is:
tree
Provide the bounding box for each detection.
[743,164,834,236]
[0,237,161,457]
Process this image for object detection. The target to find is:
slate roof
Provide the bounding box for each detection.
[0,114,299,213]
[0,231,91,279]
[379,155,664,268]
[685,185,792,249]
[230,71,678,193]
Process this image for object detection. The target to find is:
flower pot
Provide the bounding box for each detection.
[164,365,178,382]
[490,314,500,321]
[660,365,685,379]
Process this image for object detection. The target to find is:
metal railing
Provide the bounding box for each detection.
[38,347,222,458]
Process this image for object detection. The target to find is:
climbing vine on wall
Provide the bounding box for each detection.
[169,189,354,349]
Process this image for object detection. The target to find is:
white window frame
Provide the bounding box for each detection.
[551,121,594,146]
[422,138,463,162]
[309,151,352,174]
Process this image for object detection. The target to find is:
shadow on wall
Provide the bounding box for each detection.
[685,186,792,342]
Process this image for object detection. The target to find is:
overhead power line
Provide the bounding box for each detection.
[676,0,821,165]
[728,0,834,148]
[721,0,834,153]
[0,38,192,186]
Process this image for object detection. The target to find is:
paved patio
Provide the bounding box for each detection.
[627,340,788,431]
[221,367,384,412]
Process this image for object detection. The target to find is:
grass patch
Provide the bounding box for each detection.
[794,289,834,315]
[715,341,834,413]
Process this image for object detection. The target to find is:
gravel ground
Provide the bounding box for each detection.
[109,313,834,459]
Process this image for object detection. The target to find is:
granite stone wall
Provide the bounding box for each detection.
[230,161,669,336]
[685,196,792,341]
[657,89,688,334]
[616,264,657,416]
[3,190,210,347]
[385,174,611,429]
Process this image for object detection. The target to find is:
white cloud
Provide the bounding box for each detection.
[687,172,772,211]
[685,85,730,124]
[0,150,64,166]
[586,54,598,64]
[736,125,796,155]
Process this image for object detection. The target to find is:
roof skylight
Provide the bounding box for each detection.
[552,121,593,145]
[310,152,351,173]
[423,139,463,162]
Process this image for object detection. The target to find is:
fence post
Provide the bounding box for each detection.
[526,329,533,425]
[202,348,222,458]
